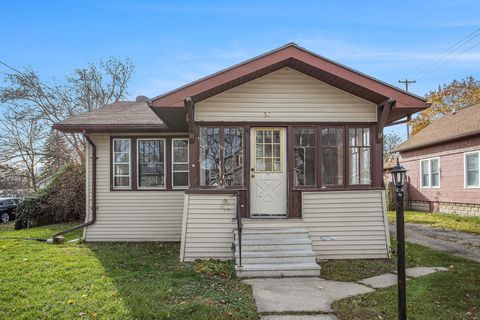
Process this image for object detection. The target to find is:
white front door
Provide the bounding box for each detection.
[250,127,287,217]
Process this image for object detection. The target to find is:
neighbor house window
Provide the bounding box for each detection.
[348,127,371,185]
[137,139,165,189]
[112,138,131,189]
[321,127,344,187]
[465,151,479,188]
[200,127,244,186]
[294,128,316,187]
[172,138,189,188]
[420,158,440,188]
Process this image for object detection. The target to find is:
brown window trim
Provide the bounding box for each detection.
[110,135,188,192]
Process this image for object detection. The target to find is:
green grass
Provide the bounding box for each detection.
[388,210,480,234]
[0,223,257,320]
[328,239,480,320]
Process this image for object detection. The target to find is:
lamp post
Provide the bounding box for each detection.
[391,158,407,320]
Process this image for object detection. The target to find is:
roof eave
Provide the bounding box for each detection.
[395,130,480,153]
[52,123,178,133]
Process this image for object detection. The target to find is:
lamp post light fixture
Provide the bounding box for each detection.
[391,158,408,320]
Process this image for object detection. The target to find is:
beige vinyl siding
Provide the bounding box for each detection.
[83,134,185,242]
[195,67,377,122]
[180,194,236,262]
[302,190,390,259]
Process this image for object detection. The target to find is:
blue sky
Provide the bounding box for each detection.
[1,0,480,140]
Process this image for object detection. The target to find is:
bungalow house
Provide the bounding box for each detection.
[53,43,428,277]
[395,103,480,216]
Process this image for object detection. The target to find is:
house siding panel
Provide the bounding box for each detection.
[195,67,377,123]
[402,135,480,215]
[180,194,236,262]
[83,134,185,241]
[302,190,390,259]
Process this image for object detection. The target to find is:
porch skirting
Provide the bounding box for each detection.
[179,190,390,262]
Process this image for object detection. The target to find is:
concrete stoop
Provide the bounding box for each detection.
[234,227,321,278]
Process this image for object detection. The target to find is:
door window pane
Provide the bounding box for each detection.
[294,128,316,186]
[321,128,344,187]
[172,139,189,188]
[255,129,282,173]
[348,128,370,185]
[138,139,165,188]
[112,138,131,188]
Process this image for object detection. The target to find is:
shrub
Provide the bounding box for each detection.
[15,163,85,229]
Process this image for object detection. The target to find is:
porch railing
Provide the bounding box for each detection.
[235,191,243,267]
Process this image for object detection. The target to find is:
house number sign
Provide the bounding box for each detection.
[320,235,336,241]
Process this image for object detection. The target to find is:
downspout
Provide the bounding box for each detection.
[51,130,97,243]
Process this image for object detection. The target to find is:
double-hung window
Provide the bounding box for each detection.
[465,151,479,188]
[112,138,131,189]
[172,138,189,188]
[348,127,371,185]
[137,139,165,189]
[420,158,440,188]
[200,127,244,187]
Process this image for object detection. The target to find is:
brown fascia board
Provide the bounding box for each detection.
[395,130,480,153]
[150,43,427,110]
[52,123,179,133]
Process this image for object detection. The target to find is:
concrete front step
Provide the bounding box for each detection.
[236,262,321,278]
[236,232,310,241]
[235,238,312,246]
[235,249,317,264]
[236,227,310,234]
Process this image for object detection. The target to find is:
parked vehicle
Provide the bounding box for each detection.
[0,198,21,223]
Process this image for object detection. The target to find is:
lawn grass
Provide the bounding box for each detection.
[328,239,480,319]
[388,210,480,234]
[0,223,257,320]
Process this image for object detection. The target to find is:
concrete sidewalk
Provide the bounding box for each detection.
[245,267,448,320]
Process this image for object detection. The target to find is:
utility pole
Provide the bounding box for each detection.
[398,79,416,92]
[398,79,416,137]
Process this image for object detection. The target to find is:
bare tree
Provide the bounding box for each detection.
[0,58,134,163]
[383,132,403,164]
[0,108,47,190]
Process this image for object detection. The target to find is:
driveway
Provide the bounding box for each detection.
[389,222,480,262]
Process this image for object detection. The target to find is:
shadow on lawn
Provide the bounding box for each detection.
[86,242,257,320]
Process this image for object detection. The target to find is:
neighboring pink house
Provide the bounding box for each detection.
[395,103,480,216]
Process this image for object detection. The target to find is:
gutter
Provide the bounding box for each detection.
[52,130,97,243]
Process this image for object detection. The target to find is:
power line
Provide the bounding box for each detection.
[416,38,480,81]
[0,59,57,93]
[404,27,480,79]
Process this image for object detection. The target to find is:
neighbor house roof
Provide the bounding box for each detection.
[53,101,170,133]
[395,103,480,153]
[149,43,429,130]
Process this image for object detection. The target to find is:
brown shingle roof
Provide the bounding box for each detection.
[395,103,480,152]
[53,101,169,133]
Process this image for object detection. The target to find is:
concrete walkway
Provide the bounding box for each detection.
[244,267,448,319]
[390,222,480,262]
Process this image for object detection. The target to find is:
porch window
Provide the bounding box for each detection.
[137,139,165,189]
[420,158,440,188]
[200,127,244,186]
[112,138,131,189]
[321,127,344,187]
[465,152,479,188]
[172,138,189,188]
[294,128,316,186]
[348,127,371,185]
[224,128,244,186]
